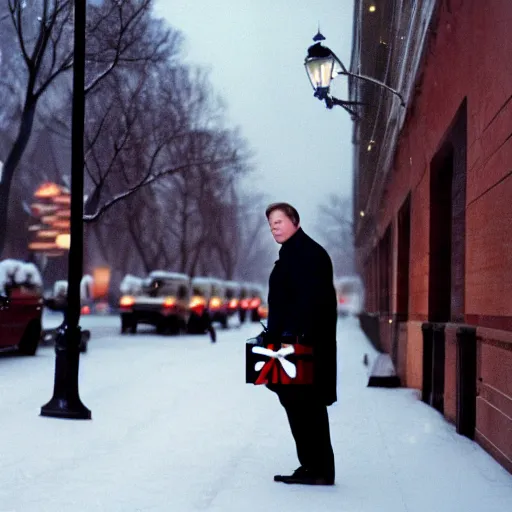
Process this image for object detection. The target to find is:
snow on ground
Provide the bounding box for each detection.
[0,315,511,512]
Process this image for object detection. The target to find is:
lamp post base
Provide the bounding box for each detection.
[41,398,91,420]
[40,324,91,420]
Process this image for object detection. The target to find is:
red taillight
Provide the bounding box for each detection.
[240,299,250,309]
[120,295,135,308]
[257,305,268,319]
[163,297,176,308]
[250,297,261,309]
[228,298,238,309]
[209,297,222,310]
[81,305,91,315]
[190,296,206,315]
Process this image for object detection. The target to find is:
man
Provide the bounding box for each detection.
[265,202,337,486]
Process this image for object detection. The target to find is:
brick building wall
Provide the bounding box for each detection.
[358,0,512,471]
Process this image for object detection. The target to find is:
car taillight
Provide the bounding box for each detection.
[240,299,250,309]
[257,305,268,319]
[190,296,206,314]
[209,297,222,309]
[163,297,176,308]
[120,295,135,308]
[250,297,261,309]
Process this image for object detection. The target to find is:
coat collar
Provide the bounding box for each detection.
[279,227,305,256]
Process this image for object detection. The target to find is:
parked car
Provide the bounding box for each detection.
[238,283,250,323]
[119,271,191,335]
[224,280,241,318]
[0,259,43,355]
[257,301,269,321]
[247,283,265,322]
[209,278,229,329]
[188,277,214,334]
[334,275,365,316]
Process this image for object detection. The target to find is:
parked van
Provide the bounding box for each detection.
[0,259,43,355]
[119,271,190,335]
[334,275,364,316]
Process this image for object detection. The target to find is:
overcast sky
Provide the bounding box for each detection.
[153,0,354,238]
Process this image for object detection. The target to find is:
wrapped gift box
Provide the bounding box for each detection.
[245,341,314,385]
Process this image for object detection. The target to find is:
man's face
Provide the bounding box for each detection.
[268,209,299,244]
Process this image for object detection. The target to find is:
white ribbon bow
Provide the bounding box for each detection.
[252,345,296,378]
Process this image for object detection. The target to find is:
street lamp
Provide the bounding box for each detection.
[41,0,91,420]
[304,31,406,117]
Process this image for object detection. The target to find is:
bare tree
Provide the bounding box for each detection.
[315,193,355,277]
[233,190,276,285]
[0,0,172,255]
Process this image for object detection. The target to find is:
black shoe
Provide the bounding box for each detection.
[274,467,334,486]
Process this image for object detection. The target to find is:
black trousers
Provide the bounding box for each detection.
[277,387,335,478]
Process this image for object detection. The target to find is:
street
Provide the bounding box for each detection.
[0,315,511,512]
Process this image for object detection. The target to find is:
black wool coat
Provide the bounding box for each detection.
[267,228,337,405]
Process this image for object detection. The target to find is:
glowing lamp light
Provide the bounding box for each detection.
[240,299,250,309]
[42,215,59,224]
[29,241,59,251]
[81,305,91,315]
[31,203,58,216]
[34,182,63,198]
[37,230,60,239]
[369,4,376,12]
[52,220,71,229]
[304,30,405,115]
[56,209,71,218]
[229,299,239,309]
[56,233,71,249]
[92,267,110,300]
[52,195,71,205]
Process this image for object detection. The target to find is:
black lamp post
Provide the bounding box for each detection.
[41,0,91,420]
[304,31,406,117]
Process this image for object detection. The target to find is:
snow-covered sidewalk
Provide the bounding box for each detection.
[0,315,511,511]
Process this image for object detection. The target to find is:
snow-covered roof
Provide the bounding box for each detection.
[148,270,190,282]
[247,282,264,294]
[120,274,144,295]
[191,276,217,286]
[0,259,43,295]
[224,280,241,291]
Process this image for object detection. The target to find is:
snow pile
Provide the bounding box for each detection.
[149,270,189,282]
[52,275,94,301]
[0,259,43,295]
[119,274,143,295]
[53,280,68,298]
